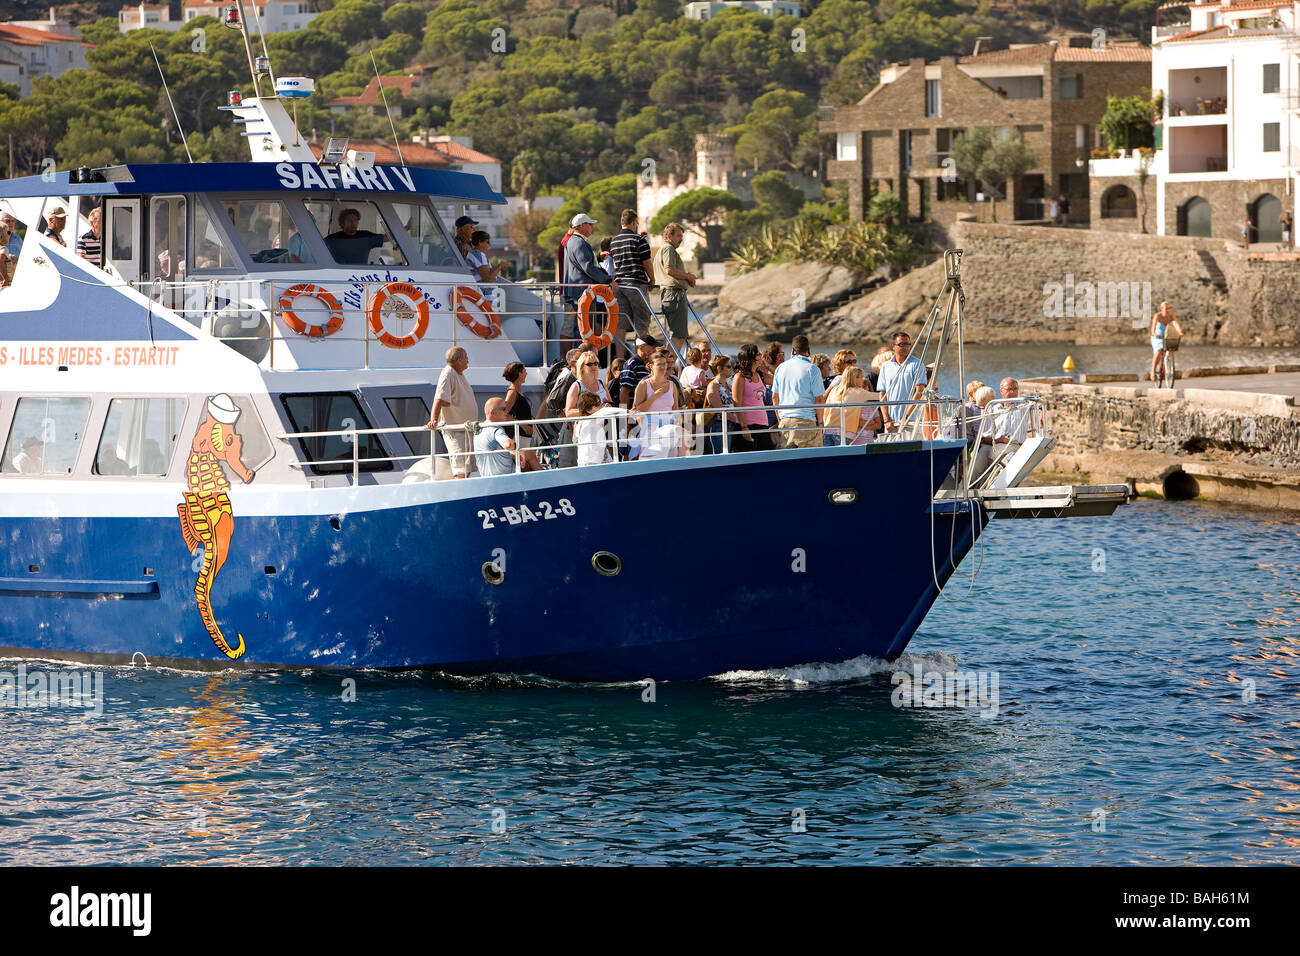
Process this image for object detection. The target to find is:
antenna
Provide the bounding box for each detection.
[149,42,194,164]
[228,0,261,98]
[371,53,406,167]
[247,0,278,92]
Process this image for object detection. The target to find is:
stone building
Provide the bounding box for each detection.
[820,37,1151,232]
[1135,0,1300,244]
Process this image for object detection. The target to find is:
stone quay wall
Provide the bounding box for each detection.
[1021,378,1300,509]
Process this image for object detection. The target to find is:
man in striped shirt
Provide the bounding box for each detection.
[76,207,102,267]
[609,208,654,341]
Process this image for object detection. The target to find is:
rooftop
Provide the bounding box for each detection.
[0,24,84,46]
[957,41,1151,64]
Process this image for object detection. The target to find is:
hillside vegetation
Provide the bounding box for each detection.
[3,0,1157,185]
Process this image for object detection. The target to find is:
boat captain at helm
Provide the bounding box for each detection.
[324,207,384,264]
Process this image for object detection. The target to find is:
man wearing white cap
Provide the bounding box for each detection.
[561,213,616,351]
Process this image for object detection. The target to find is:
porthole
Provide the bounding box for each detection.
[592,552,622,577]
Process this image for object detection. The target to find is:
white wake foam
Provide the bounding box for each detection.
[711,649,960,685]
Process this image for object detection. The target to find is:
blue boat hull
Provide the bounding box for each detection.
[0,443,981,681]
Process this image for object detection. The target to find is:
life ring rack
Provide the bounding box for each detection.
[576,284,620,349]
[367,281,431,350]
[453,286,502,339]
[278,282,344,338]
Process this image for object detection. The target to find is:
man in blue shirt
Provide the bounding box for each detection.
[877,331,927,432]
[562,213,616,350]
[473,397,519,477]
[771,334,826,448]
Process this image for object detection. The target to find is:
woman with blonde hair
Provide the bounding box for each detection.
[632,349,685,458]
[823,364,882,445]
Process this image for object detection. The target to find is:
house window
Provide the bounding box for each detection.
[925,79,941,118]
[1076,124,1089,149]
[1264,63,1280,94]
[1264,122,1280,152]
[836,132,857,162]
[1059,73,1082,99]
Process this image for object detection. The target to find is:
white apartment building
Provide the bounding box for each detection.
[181,0,317,33]
[118,4,181,32]
[1147,0,1300,241]
[0,21,88,95]
[682,1,801,21]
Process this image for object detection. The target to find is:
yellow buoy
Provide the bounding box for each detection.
[1063,355,1076,372]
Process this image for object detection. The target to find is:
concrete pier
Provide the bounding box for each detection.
[1021,366,1300,510]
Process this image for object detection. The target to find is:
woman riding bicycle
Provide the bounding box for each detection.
[1149,301,1184,384]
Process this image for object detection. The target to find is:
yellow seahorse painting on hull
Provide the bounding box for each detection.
[177,394,256,660]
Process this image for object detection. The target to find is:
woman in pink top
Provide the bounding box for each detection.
[632,350,684,458]
[730,343,774,452]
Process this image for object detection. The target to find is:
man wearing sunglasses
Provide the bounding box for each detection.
[878,332,927,433]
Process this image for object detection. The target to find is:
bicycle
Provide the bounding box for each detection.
[1157,337,1179,388]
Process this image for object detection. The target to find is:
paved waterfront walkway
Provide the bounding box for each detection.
[1173,371,1300,401]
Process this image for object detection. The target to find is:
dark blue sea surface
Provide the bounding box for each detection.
[1,498,1297,865]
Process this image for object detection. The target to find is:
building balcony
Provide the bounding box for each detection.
[1153,22,1192,40]
[1089,155,1149,178]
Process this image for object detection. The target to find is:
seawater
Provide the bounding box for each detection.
[1,498,1296,865]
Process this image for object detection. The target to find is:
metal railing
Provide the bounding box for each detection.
[125,276,705,370]
[274,395,1045,487]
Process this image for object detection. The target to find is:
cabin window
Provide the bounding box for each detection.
[93,397,186,477]
[210,198,298,265]
[391,201,461,268]
[384,396,432,458]
[279,392,392,475]
[2,397,91,476]
[150,196,187,280]
[191,199,237,271]
[310,201,408,268]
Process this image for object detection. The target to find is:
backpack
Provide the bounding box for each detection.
[534,369,575,468]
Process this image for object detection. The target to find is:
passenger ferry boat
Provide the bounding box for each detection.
[0,33,1128,681]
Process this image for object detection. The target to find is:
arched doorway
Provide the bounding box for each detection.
[1100,184,1137,219]
[1251,193,1282,242]
[1177,196,1212,237]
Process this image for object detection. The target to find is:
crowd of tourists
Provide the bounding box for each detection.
[425,333,1032,480]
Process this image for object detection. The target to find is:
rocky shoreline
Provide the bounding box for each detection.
[705,221,1300,348]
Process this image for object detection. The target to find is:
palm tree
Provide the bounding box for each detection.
[510,150,542,214]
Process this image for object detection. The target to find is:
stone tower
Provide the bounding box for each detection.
[695,134,735,189]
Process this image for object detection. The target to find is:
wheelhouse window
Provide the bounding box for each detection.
[383,396,432,458]
[391,200,461,268]
[215,198,298,265]
[311,201,408,267]
[151,195,187,280]
[279,392,392,475]
[94,397,186,477]
[191,199,237,272]
[2,397,91,476]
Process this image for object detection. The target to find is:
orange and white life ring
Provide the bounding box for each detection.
[367,281,430,349]
[922,401,940,440]
[279,282,343,338]
[576,284,619,349]
[453,286,501,339]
